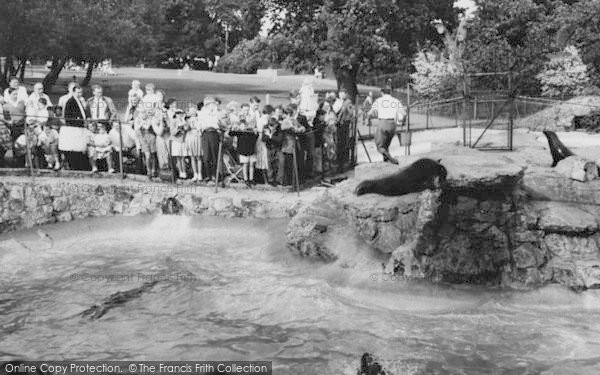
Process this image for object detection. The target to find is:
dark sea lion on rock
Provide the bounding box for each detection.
[543,130,575,167]
[355,158,447,197]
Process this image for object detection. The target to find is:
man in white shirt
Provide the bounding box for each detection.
[27,82,53,110]
[3,78,28,104]
[368,86,406,164]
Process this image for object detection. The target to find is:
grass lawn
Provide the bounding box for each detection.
[25,67,378,116]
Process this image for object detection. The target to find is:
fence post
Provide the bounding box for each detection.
[462,78,468,147]
[473,98,477,121]
[214,133,223,193]
[425,102,430,129]
[406,82,410,130]
[24,125,35,180]
[292,137,300,197]
[118,120,124,179]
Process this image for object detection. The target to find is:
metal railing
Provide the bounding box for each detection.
[0,113,350,194]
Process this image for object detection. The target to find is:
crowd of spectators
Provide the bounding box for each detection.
[0,77,357,187]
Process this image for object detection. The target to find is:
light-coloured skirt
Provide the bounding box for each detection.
[156,134,170,169]
[58,127,89,153]
[170,139,188,157]
[255,138,269,170]
[186,130,202,157]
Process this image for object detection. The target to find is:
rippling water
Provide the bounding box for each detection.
[1,216,600,374]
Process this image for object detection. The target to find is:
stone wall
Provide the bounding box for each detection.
[0,176,315,234]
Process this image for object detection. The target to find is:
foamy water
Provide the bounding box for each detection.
[1,216,600,374]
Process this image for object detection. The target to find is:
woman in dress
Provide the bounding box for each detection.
[321,101,338,168]
[185,104,203,182]
[134,108,157,179]
[162,98,186,179]
[154,99,171,171]
[255,105,273,184]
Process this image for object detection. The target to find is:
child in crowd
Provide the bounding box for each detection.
[13,124,40,168]
[26,97,49,127]
[37,121,60,170]
[185,104,203,181]
[89,122,115,173]
[229,121,259,187]
[134,110,157,179]
[169,108,189,179]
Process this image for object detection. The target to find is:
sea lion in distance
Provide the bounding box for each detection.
[355,158,447,197]
[543,130,575,167]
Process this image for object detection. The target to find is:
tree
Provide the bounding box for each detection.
[268,0,456,100]
[461,0,579,94]
[552,0,600,85]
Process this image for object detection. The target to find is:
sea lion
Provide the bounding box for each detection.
[543,130,575,167]
[81,281,159,320]
[355,158,447,197]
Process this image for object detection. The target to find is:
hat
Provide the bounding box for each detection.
[203,96,217,106]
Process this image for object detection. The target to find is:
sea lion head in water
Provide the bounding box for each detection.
[355,158,447,197]
[543,130,575,167]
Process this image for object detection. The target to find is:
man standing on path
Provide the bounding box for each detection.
[368,86,406,164]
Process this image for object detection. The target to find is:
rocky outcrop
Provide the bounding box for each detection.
[286,153,600,291]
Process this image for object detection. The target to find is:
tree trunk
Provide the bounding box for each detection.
[0,57,8,89]
[335,66,359,102]
[17,59,26,82]
[81,60,95,87]
[43,57,66,92]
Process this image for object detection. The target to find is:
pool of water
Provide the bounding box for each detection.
[1,216,600,374]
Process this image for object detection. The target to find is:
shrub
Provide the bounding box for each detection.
[410,50,460,99]
[215,38,272,74]
[573,110,600,132]
[537,46,590,98]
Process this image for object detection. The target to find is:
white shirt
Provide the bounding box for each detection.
[26,106,49,125]
[3,86,28,104]
[371,94,406,124]
[332,98,344,114]
[58,93,72,114]
[27,92,52,109]
[198,107,220,130]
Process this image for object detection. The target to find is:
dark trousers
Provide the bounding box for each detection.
[267,148,280,182]
[336,121,350,172]
[302,132,315,178]
[277,152,295,185]
[65,151,89,171]
[202,130,220,179]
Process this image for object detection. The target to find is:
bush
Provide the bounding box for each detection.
[410,50,460,99]
[537,46,590,98]
[573,110,600,132]
[215,38,272,74]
